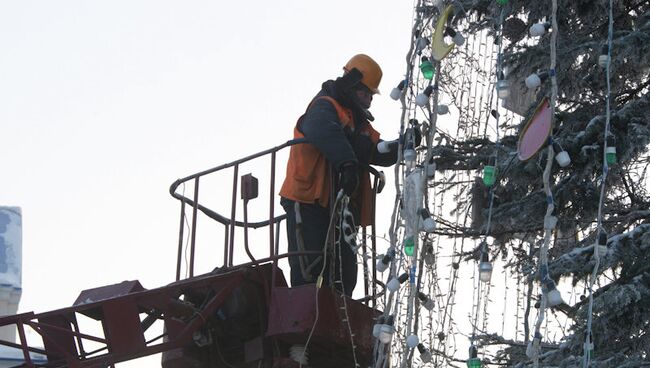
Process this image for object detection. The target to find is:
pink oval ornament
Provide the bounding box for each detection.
[518,98,552,161]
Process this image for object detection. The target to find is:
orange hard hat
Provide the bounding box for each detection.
[343,54,383,94]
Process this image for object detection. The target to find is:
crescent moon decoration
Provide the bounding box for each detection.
[517,97,553,161]
[431,5,456,61]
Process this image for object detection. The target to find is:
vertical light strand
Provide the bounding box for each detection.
[584,0,614,366]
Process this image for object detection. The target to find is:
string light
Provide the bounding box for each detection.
[376,248,394,273]
[467,345,481,368]
[419,56,435,80]
[379,315,395,344]
[390,80,407,101]
[406,334,419,348]
[423,243,435,266]
[387,273,409,292]
[598,45,609,68]
[482,163,496,187]
[552,141,571,167]
[436,104,449,115]
[417,343,433,363]
[445,27,465,46]
[496,72,510,99]
[372,315,385,338]
[415,85,434,107]
[478,242,493,283]
[526,332,543,358]
[606,135,617,165]
[418,291,435,311]
[543,279,564,307]
[415,36,429,54]
[529,22,550,37]
[419,208,436,233]
[525,71,549,89]
[596,231,608,255]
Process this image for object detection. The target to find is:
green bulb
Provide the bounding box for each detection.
[496,0,508,5]
[483,165,496,187]
[419,60,435,80]
[467,358,482,368]
[606,147,617,165]
[404,237,415,256]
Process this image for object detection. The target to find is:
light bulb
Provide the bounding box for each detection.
[529,22,548,37]
[437,104,449,114]
[379,316,395,344]
[417,343,432,363]
[416,37,429,54]
[426,162,436,177]
[496,79,510,99]
[482,165,496,186]
[420,208,436,233]
[478,261,493,283]
[598,45,609,68]
[387,273,409,292]
[543,280,564,307]
[555,150,571,167]
[419,292,435,311]
[419,57,435,80]
[372,315,385,338]
[584,331,594,359]
[478,247,492,283]
[467,344,481,367]
[376,254,391,273]
[390,80,406,101]
[404,147,417,163]
[453,32,465,46]
[606,135,617,165]
[403,236,415,256]
[407,335,419,348]
[525,73,542,89]
[377,139,398,153]
[424,244,435,266]
[596,231,608,255]
[415,85,434,107]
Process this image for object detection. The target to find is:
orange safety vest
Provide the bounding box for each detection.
[280,96,380,226]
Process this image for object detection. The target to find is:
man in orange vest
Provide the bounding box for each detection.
[280,54,415,296]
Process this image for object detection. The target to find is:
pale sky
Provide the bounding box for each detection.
[0,1,415,365]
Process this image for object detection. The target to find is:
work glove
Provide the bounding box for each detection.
[339,162,359,196]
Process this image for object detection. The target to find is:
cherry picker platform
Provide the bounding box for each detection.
[0,139,386,368]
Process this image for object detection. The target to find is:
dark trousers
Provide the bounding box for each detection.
[281,198,358,296]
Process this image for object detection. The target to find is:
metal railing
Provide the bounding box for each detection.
[169,138,385,305]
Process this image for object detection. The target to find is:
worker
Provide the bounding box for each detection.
[280,54,418,296]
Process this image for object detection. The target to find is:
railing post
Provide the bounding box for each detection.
[269,151,277,259]
[228,165,239,267]
[176,200,186,281]
[190,178,200,277]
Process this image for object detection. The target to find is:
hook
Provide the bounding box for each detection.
[431,5,456,61]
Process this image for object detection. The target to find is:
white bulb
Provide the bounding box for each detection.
[390,87,402,101]
[547,288,564,307]
[423,298,435,311]
[526,340,535,358]
[478,261,493,283]
[555,151,571,167]
[415,93,429,107]
[387,277,401,292]
[525,73,542,89]
[436,104,449,115]
[379,325,394,344]
[452,33,465,46]
[376,258,389,273]
[422,218,436,233]
[544,215,558,230]
[530,23,546,37]
[406,335,420,348]
[426,163,436,177]
[372,322,383,337]
[598,54,609,68]
[404,148,417,163]
[496,80,510,99]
